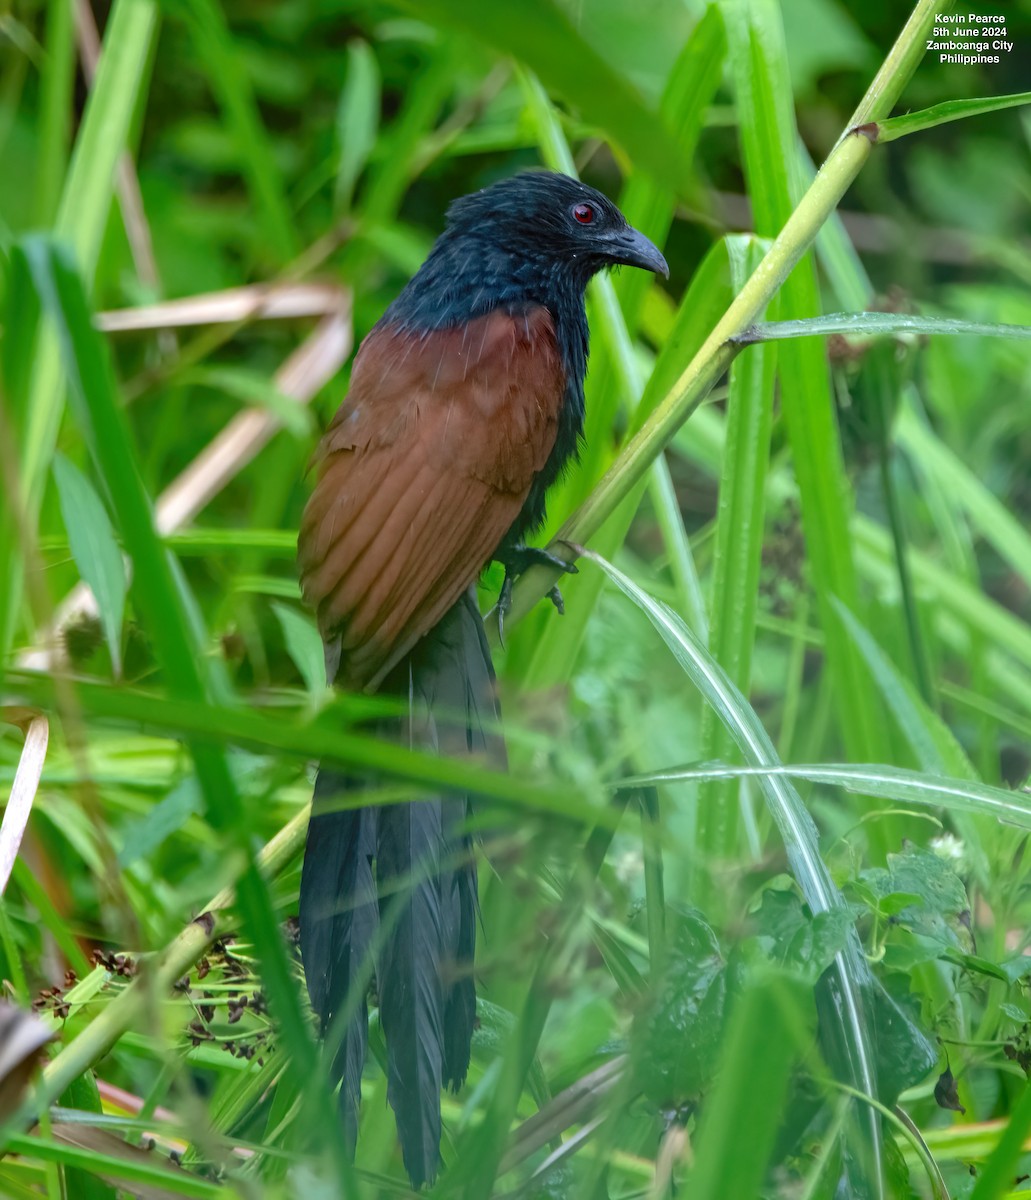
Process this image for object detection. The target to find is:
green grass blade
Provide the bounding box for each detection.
[737,312,1031,342]
[52,455,127,676]
[621,763,1031,831]
[333,40,381,213]
[874,90,1031,142]
[688,972,809,1200]
[33,0,76,225]
[969,1073,1031,1200]
[3,0,158,658]
[51,0,159,281]
[271,602,328,699]
[723,0,884,771]
[896,404,1031,598]
[695,234,777,871]
[649,455,709,639]
[833,602,975,779]
[171,0,299,264]
[853,516,1031,706]
[613,2,725,334]
[582,548,884,1189]
[56,1072,117,1200]
[5,671,608,828]
[1,1132,226,1199]
[18,237,351,1188]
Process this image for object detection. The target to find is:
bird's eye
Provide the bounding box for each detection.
[572,203,595,225]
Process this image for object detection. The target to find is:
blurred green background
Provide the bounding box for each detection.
[1,0,1030,1196]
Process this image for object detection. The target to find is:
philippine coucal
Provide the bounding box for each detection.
[297,170,667,1185]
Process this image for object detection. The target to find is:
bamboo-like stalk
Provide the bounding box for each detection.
[499,0,940,628]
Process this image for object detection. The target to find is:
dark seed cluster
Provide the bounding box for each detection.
[174,936,274,1065]
[31,972,78,1021]
[93,949,139,977]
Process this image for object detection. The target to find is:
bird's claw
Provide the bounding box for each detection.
[497,574,514,648]
[495,545,574,646]
[499,543,578,578]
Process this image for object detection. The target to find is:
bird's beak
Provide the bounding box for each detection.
[607,226,669,278]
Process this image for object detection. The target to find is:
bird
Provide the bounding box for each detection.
[296,169,667,1187]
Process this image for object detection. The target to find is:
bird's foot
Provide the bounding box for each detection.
[495,544,577,646]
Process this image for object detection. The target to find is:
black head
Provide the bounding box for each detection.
[384,171,667,337]
[445,171,668,287]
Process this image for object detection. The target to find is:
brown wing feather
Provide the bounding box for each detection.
[298,306,564,691]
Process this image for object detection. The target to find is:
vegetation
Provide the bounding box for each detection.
[1,0,1030,1196]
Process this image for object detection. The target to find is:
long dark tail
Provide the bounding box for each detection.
[299,590,504,1187]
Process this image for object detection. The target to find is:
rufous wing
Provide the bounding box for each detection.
[298,306,565,690]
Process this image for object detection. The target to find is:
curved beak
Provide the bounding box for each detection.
[607,225,669,278]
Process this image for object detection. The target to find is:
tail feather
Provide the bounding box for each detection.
[377,800,446,1187]
[299,781,377,1152]
[300,590,502,1187]
[405,591,502,1097]
[442,861,477,1090]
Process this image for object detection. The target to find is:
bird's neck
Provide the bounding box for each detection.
[384,241,592,405]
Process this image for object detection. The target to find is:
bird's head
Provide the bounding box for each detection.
[444,171,669,289]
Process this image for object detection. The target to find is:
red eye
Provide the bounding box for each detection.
[573,203,594,224]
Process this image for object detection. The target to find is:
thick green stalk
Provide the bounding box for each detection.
[501,0,940,628]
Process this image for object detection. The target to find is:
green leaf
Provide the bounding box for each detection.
[1,1131,225,1199]
[622,761,1031,832]
[873,892,925,918]
[737,311,1031,342]
[52,454,127,676]
[56,1072,116,1200]
[170,0,298,263]
[874,90,1031,143]
[271,602,326,698]
[334,40,380,213]
[180,366,313,438]
[863,843,969,943]
[748,889,856,982]
[997,957,1031,986]
[631,909,726,1105]
[116,777,201,868]
[861,847,1014,986]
